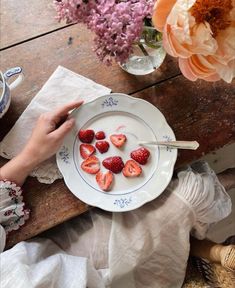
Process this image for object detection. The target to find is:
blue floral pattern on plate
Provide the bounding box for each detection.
[59,146,70,164]
[114,197,132,208]
[101,97,118,108]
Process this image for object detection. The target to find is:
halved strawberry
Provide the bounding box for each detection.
[80,144,96,159]
[95,141,109,153]
[102,156,124,174]
[130,147,150,165]
[78,129,95,143]
[110,134,127,148]
[96,171,113,191]
[81,156,100,174]
[123,160,142,177]
[95,131,106,140]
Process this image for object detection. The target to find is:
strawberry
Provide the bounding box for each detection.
[110,134,127,148]
[95,141,109,153]
[80,144,96,159]
[123,160,142,177]
[130,147,150,165]
[81,156,100,174]
[95,131,106,140]
[78,129,95,143]
[96,171,113,191]
[102,156,124,174]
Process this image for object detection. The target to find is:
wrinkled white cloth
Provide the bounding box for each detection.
[0,161,232,288]
[0,66,111,184]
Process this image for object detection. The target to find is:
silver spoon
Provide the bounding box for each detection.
[138,140,199,150]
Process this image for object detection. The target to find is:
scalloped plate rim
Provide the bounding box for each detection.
[56,93,177,212]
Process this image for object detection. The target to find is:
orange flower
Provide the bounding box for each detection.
[152,0,235,82]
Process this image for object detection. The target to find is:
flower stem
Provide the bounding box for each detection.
[138,43,156,70]
[138,43,149,56]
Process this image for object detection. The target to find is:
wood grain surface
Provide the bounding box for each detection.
[0,24,180,141]
[5,177,89,248]
[1,7,234,249]
[132,76,235,166]
[0,0,66,49]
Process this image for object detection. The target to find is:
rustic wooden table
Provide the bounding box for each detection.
[1,0,235,248]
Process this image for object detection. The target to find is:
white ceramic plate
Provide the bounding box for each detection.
[56,93,177,212]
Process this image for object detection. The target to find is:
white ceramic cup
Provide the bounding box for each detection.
[0,67,24,118]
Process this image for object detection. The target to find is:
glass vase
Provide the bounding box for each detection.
[120,27,166,76]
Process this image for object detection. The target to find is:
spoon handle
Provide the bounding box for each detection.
[139,141,199,150]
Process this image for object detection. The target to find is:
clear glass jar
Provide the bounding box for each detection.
[120,27,166,76]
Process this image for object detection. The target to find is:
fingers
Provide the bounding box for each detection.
[51,118,75,140]
[51,101,83,123]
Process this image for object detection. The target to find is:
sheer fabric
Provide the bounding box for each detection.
[0,161,231,288]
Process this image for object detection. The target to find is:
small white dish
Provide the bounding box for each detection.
[56,93,177,212]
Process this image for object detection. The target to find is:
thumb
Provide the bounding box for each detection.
[51,118,75,140]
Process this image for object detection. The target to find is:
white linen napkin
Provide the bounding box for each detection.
[0,66,111,184]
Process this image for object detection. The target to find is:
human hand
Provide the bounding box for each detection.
[0,101,83,186]
[22,101,83,166]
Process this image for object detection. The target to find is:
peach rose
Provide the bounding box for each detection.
[152,0,235,83]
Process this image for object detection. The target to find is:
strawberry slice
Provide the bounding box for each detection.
[81,156,100,174]
[96,171,113,191]
[130,147,150,165]
[95,141,110,153]
[78,129,95,143]
[95,131,106,140]
[110,134,127,148]
[80,144,96,159]
[123,160,142,177]
[102,156,124,174]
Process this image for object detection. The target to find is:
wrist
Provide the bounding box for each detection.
[0,151,39,186]
[17,148,41,173]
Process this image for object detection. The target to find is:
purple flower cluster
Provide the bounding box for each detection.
[54,0,154,64]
